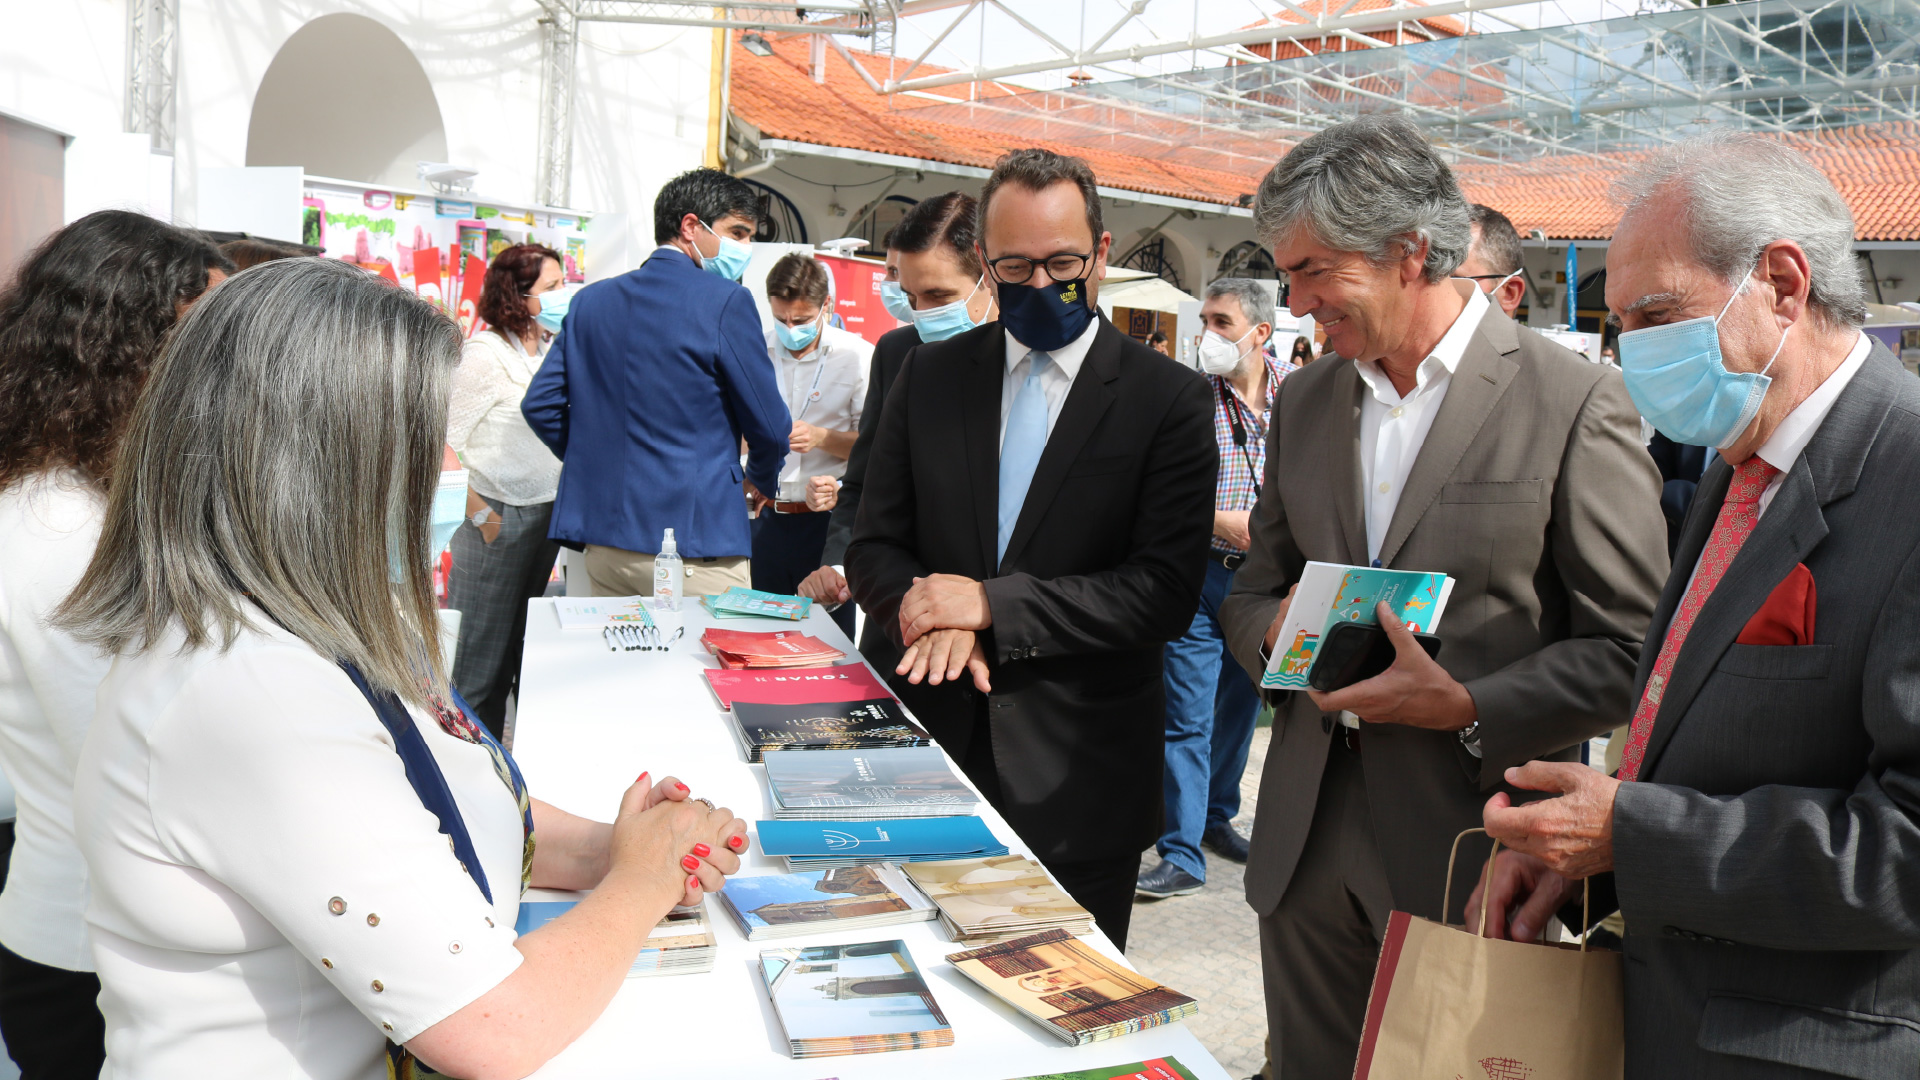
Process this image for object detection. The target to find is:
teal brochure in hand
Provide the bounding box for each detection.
[1259,561,1454,690]
[755,817,1006,860]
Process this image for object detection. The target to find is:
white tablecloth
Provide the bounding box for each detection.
[511,598,1231,1080]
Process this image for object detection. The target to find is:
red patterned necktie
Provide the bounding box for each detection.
[1617,456,1781,781]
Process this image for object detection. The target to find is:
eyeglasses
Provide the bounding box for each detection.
[985,251,1094,286]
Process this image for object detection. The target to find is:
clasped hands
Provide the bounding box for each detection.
[1467,762,1621,943]
[894,573,992,692]
[613,772,750,907]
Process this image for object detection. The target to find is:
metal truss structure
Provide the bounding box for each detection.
[904,0,1920,168]
[124,0,180,153]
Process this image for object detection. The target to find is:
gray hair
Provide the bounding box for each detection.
[1612,132,1866,328]
[1253,114,1473,284]
[54,258,463,710]
[1205,277,1276,330]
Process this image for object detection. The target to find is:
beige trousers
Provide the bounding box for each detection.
[582,544,750,598]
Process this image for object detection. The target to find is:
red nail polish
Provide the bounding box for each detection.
[728,835,746,850]
[674,782,689,793]
[635,771,650,785]
[687,874,701,891]
[681,855,700,871]
[692,843,711,857]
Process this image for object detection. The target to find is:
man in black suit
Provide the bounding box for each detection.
[802,193,995,629]
[1477,133,1920,1079]
[845,149,1217,949]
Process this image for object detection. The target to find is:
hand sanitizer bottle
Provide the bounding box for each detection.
[653,528,684,611]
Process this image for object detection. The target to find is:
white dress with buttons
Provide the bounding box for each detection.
[74,617,526,1080]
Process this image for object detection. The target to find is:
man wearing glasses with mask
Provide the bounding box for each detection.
[1454,204,1529,319]
[845,149,1216,949]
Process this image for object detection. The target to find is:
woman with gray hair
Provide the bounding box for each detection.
[56,258,748,1080]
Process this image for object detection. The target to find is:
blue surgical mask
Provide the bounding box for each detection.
[532,285,575,334]
[910,276,986,342]
[391,470,473,583]
[699,221,752,282]
[1618,279,1787,449]
[880,280,914,323]
[775,316,821,353]
[996,275,1094,352]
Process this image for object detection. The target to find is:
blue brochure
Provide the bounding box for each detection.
[755,816,1006,859]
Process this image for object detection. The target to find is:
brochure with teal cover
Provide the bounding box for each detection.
[755,817,1005,860]
[704,586,813,620]
[1260,561,1454,690]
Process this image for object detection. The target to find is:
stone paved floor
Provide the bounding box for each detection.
[1126,726,1271,1080]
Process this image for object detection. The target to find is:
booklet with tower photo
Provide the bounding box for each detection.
[1259,561,1454,690]
[758,939,953,1057]
[718,864,937,940]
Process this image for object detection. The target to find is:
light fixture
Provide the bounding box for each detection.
[416,161,478,195]
[742,33,773,57]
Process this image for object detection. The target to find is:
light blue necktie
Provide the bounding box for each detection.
[998,350,1052,565]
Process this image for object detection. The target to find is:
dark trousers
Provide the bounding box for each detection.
[751,509,856,639]
[1257,737,1392,1079]
[448,498,560,741]
[0,943,104,1080]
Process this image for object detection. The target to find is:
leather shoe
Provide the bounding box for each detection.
[1203,823,1251,863]
[1135,860,1204,898]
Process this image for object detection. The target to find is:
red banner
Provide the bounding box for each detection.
[817,254,901,346]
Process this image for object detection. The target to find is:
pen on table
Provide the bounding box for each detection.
[601,626,615,652]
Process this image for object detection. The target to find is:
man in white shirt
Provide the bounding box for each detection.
[1217,115,1667,1077]
[1476,131,1920,1080]
[755,253,871,636]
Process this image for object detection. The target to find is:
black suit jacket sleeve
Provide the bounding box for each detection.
[843,349,931,637]
[980,374,1216,664]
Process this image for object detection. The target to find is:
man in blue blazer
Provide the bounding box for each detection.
[523,168,790,597]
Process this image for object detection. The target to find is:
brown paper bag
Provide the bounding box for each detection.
[1353,830,1624,1080]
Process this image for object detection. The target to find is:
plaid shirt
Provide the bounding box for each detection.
[1210,350,1296,556]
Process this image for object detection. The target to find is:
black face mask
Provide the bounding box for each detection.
[996,276,1095,352]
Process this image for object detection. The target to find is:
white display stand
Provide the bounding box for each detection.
[511,598,1231,1080]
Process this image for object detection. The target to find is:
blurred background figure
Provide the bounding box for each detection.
[446,243,568,740]
[0,209,231,1080]
[758,252,869,635]
[1148,329,1172,356]
[1288,335,1316,367]
[1455,204,1528,319]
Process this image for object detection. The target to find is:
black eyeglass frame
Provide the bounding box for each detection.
[984,250,1096,286]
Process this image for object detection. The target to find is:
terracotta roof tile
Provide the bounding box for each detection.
[729,34,1920,242]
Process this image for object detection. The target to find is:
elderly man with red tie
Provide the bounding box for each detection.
[1475,133,1920,1079]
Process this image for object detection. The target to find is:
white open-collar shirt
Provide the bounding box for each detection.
[768,322,871,498]
[1353,285,1491,563]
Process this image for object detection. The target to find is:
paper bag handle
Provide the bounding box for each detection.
[1442,827,1592,952]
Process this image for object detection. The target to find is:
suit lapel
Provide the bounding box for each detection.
[963,332,1004,578]
[1326,361,1370,567]
[998,322,1120,573]
[1377,318,1520,567]
[1637,342,1902,778]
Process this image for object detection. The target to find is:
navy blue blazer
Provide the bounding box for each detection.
[522,247,789,559]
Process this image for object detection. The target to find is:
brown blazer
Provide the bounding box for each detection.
[1219,307,1669,920]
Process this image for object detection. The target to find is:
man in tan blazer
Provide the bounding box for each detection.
[1217,115,1669,1077]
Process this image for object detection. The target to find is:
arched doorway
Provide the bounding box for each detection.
[246,14,447,189]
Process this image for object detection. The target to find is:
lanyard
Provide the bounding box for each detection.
[786,350,827,424]
[1218,376,1263,497]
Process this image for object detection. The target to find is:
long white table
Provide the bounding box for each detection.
[511,597,1231,1080]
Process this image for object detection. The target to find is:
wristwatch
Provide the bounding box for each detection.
[1457,720,1483,758]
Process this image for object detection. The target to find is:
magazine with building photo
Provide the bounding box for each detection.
[718,864,937,940]
[758,939,954,1058]
[514,896,715,976]
[1259,561,1455,690]
[763,746,977,819]
[946,928,1198,1046]
[902,856,1094,944]
[729,698,931,762]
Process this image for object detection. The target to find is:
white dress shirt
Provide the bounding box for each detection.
[0,471,107,971]
[1001,316,1100,451]
[768,323,871,500]
[1354,286,1490,562]
[76,618,526,1079]
[446,329,562,505]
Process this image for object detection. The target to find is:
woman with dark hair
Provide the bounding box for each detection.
[446,244,568,739]
[0,209,232,1079]
[1289,333,1315,366]
[56,259,745,1078]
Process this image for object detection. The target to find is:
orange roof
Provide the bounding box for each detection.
[1238,0,1467,61]
[728,33,1920,241]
